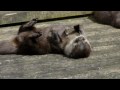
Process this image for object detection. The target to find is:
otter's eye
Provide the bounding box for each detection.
[82,37,85,41]
[74,38,79,43]
[79,36,85,41]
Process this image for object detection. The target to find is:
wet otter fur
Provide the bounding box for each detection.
[94,11,120,28]
[17,19,91,58]
[0,18,41,55]
[0,18,92,58]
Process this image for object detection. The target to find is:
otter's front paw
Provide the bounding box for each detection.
[29,32,42,39]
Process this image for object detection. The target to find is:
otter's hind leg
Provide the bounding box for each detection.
[18,18,39,34]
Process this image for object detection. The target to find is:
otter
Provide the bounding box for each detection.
[94,11,120,28]
[17,20,91,58]
[0,18,92,58]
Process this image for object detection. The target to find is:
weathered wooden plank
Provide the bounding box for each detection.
[0,11,93,25]
[0,17,120,79]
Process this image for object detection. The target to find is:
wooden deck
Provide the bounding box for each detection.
[0,16,120,79]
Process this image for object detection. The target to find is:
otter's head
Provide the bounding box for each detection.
[47,25,92,59]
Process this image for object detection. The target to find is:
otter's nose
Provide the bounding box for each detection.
[74,37,85,43]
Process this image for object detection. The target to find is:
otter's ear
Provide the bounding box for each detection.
[48,30,62,44]
[74,24,84,34]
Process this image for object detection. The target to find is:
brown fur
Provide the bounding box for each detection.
[0,18,41,55]
[14,18,42,55]
[0,19,92,58]
[16,23,91,58]
[0,40,17,54]
[94,11,120,28]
